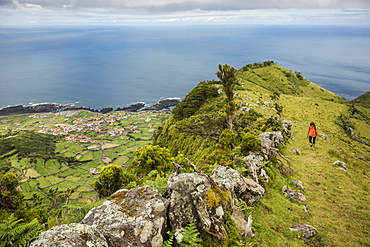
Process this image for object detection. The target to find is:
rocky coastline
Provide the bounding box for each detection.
[0,98,181,116]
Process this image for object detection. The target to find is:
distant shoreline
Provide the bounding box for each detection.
[0,98,181,116]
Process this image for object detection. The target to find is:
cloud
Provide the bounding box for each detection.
[5,0,370,12]
[1,0,369,26]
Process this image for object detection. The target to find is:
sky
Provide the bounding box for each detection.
[0,0,370,26]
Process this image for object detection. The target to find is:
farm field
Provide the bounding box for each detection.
[0,110,170,202]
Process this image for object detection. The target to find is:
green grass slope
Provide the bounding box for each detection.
[237,63,343,101]
[243,87,370,246]
[352,91,370,109]
[156,62,370,246]
[235,64,369,246]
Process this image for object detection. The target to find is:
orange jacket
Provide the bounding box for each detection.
[308,126,318,137]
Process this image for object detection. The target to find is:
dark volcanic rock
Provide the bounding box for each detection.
[100,107,113,114]
[116,102,146,112]
[0,103,69,116]
[144,98,180,111]
[0,97,180,116]
[63,106,99,112]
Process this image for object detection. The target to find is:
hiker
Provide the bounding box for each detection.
[307,122,318,149]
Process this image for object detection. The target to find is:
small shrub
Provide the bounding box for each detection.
[133,145,172,174]
[94,164,124,199]
[240,132,261,155]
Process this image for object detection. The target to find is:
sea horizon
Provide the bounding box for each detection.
[1,24,369,110]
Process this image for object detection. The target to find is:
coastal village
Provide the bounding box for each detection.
[1,110,170,169]
[29,111,165,145]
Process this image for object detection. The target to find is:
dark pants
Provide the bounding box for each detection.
[309,136,316,144]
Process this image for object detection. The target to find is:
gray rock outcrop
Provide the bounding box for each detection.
[31,167,264,246]
[211,166,265,205]
[348,127,370,146]
[289,148,301,155]
[281,120,292,132]
[258,131,285,152]
[282,185,306,201]
[289,224,317,238]
[231,207,255,239]
[243,151,267,183]
[31,223,109,247]
[333,160,346,169]
[81,186,168,247]
[292,179,304,191]
[318,133,328,140]
[32,185,169,247]
[165,166,263,244]
[165,172,230,243]
[243,127,291,184]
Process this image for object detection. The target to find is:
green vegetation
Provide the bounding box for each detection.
[155,62,369,246]
[172,81,219,120]
[0,172,23,211]
[0,131,57,160]
[132,145,172,174]
[352,91,370,108]
[0,110,170,245]
[94,164,124,198]
[216,63,238,130]
[179,219,203,247]
[0,62,369,246]
[0,214,43,247]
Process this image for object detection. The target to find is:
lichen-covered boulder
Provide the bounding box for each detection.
[243,151,267,183]
[281,121,292,132]
[289,224,317,238]
[80,185,169,247]
[333,160,346,169]
[282,185,306,201]
[165,172,231,243]
[258,131,285,151]
[211,166,265,205]
[30,223,108,247]
[292,179,305,191]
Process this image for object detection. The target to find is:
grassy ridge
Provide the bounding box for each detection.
[231,64,370,246]
[240,89,369,246]
[156,62,370,246]
[352,91,370,108]
[235,64,369,246]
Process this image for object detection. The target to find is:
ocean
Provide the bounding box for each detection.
[0,24,369,110]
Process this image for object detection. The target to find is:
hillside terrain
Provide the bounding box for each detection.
[1,62,369,246]
[0,111,169,203]
[352,91,370,109]
[154,62,370,246]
